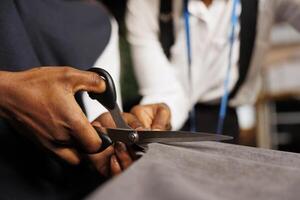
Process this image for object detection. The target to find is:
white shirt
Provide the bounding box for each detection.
[126,0,241,129]
[83,18,122,121]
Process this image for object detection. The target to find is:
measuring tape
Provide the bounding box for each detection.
[183,0,241,133]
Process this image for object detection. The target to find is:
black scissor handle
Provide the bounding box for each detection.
[93,126,114,152]
[87,68,116,110]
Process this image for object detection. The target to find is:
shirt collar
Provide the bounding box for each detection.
[188,0,229,23]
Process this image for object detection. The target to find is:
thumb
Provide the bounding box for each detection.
[122,113,144,129]
[66,68,106,94]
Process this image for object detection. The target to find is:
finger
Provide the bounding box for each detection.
[130,106,153,129]
[151,104,171,130]
[110,154,122,176]
[93,112,116,128]
[53,147,82,165]
[115,141,133,170]
[40,137,82,165]
[67,100,102,153]
[91,120,102,129]
[54,149,81,165]
[64,67,106,94]
[89,145,114,176]
[122,113,143,129]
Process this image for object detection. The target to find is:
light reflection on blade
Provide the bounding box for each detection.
[104,128,233,145]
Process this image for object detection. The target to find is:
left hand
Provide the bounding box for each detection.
[88,112,142,176]
[130,103,171,130]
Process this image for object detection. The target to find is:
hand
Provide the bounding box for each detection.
[0,67,105,165]
[130,103,171,130]
[89,112,142,176]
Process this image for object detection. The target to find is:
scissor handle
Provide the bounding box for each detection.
[92,126,114,152]
[87,68,116,110]
[98,132,113,151]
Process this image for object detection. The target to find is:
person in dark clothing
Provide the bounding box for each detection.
[0,0,171,199]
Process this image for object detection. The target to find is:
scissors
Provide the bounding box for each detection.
[87,68,233,151]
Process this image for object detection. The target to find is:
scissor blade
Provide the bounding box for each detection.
[105,128,233,145]
[136,130,233,144]
[108,104,131,129]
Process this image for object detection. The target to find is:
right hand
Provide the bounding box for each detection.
[0,67,105,165]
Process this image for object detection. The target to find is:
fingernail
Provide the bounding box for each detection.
[111,154,118,163]
[152,128,161,131]
[151,126,162,131]
[115,141,127,152]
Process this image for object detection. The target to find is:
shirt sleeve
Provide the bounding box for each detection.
[275,0,300,31]
[126,0,190,130]
[83,18,122,122]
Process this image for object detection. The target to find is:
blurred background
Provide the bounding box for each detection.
[101,1,300,153]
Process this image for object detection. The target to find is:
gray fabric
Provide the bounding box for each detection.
[87,142,300,200]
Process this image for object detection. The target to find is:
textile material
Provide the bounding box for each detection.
[88,142,300,200]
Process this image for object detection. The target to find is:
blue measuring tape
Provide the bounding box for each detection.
[183,0,240,134]
[183,0,196,132]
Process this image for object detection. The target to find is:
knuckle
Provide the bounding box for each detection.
[53,134,71,145]
[61,67,75,82]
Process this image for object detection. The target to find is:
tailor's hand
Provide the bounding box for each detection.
[0,67,105,165]
[89,112,143,176]
[130,103,171,130]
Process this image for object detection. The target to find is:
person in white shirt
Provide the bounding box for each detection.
[126,0,300,141]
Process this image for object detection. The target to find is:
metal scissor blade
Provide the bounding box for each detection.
[136,130,233,144]
[108,104,131,129]
[105,128,233,145]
